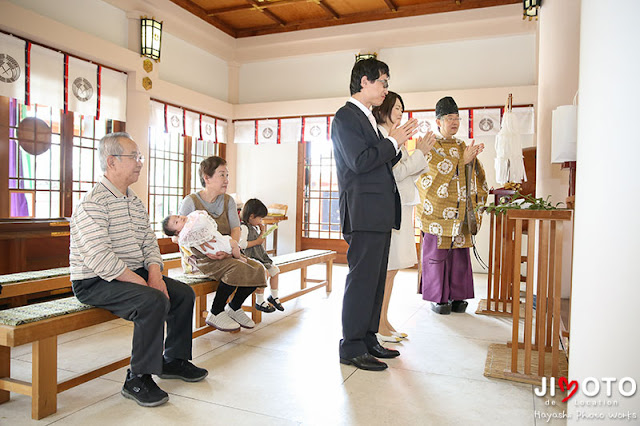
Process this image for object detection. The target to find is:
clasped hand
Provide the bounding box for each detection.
[389,118,419,146]
[463,140,485,164]
[415,131,437,155]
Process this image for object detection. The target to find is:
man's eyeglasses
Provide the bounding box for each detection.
[443,116,461,122]
[113,153,145,163]
[375,78,389,89]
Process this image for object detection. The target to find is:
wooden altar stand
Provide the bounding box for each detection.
[484,209,572,385]
[476,189,527,318]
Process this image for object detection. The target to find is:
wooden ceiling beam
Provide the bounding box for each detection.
[310,0,340,19]
[382,0,398,12]
[169,0,236,37]
[206,0,308,16]
[243,0,288,26]
[235,0,521,37]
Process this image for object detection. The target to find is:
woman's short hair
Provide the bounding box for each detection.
[372,91,404,125]
[349,58,390,96]
[241,198,268,223]
[199,156,227,188]
[98,132,130,172]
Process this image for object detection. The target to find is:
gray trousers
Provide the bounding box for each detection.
[72,268,195,375]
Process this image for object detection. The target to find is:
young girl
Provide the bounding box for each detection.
[239,198,283,313]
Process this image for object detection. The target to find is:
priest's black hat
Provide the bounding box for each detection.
[435,96,458,118]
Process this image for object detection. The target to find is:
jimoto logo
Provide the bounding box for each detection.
[535,377,637,402]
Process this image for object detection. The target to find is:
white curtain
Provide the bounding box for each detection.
[166,105,184,134]
[257,119,278,144]
[67,56,97,116]
[184,110,200,139]
[411,111,437,138]
[472,108,501,137]
[303,116,328,142]
[201,115,216,142]
[512,106,535,135]
[280,118,302,143]
[30,44,63,111]
[234,120,255,144]
[216,119,227,143]
[0,33,26,102]
[100,68,127,122]
[149,100,166,130]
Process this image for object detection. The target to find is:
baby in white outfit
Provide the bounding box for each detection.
[162,210,243,260]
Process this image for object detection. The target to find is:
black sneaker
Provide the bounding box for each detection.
[267,295,285,311]
[158,359,208,382]
[255,300,276,313]
[121,369,169,407]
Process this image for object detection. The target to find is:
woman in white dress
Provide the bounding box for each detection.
[372,92,436,342]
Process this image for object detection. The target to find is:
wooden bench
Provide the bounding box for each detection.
[0,249,335,419]
[250,249,335,323]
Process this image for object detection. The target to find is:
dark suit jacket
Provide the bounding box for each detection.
[331,101,401,234]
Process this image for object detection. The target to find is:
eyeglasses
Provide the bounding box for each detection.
[113,153,145,163]
[375,78,389,89]
[443,116,461,122]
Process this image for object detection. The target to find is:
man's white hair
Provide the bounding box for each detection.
[98,132,131,172]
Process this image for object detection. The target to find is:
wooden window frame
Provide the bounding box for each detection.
[0,96,125,219]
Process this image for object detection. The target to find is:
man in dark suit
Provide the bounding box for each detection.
[331,58,418,371]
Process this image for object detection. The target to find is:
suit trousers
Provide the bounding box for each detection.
[340,230,391,359]
[72,268,195,375]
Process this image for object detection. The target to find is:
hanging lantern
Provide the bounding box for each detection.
[355,52,377,62]
[523,0,541,21]
[141,17,162,61]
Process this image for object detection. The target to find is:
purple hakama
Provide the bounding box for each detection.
[420,232,474,303]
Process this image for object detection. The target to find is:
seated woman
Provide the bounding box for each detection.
[178,156,266,332]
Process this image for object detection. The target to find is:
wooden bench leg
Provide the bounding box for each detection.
[195,294,207,328]
[32,336,57,420]
[301,267,307,289]
[0,345,9,404]
[251,291,261,324]
[326,260,333,294]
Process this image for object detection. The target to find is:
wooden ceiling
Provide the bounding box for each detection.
[170,0,522,38]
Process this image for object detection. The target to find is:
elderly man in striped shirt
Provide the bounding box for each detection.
[70,132,207,407]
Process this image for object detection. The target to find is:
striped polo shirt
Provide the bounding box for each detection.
[69,177,163,281]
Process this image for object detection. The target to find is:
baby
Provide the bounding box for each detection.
[162,210,243,260]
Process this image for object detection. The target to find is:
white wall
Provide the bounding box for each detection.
[160,33,229,102]
[381,34,536,94]
[239,34,536,104]
[234,143,299,255]
[239,52,355,103]
[568,0,640,421]
[8,0,128,48]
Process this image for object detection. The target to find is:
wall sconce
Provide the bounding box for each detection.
[523,0,541,21]
[141,17,162,61]
[355,52,377,62]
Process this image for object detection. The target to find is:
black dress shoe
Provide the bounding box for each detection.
[340,353,388,371]
[431,302,452,315]
[451,300,468,313]
[368,342,400,359]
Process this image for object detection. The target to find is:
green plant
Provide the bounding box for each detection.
[478,191,564,215]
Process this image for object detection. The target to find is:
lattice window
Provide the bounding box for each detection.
[190,137,220,194]
[71,113,114,210]
[8,101,62,218]
[302,140,341,239]
[148,128,185,235]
